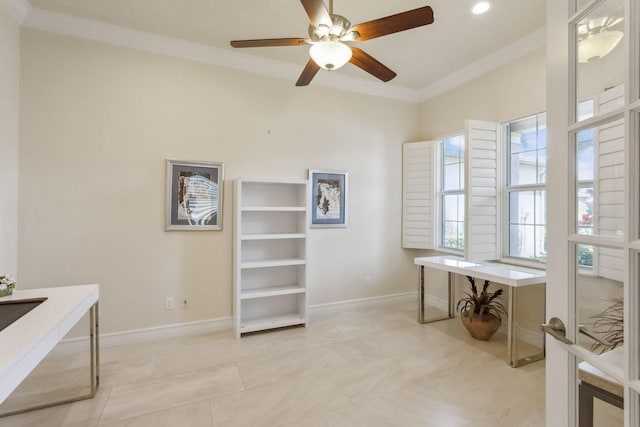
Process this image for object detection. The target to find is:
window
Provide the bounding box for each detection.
[440,135,465,250]
[505,113,547,261]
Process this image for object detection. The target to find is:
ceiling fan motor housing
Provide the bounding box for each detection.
[308,14,357,42]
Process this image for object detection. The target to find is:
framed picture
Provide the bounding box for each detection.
[309,169,348,228]
[166,160,224,230]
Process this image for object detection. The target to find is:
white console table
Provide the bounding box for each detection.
[415,256,546,367]
[0,284,99,416]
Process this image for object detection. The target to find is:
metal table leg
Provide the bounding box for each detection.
[418,265,425,323]
[508,288,545,368]
[0,302,100,417]
[417,266,455,324]
[447,272,455,317]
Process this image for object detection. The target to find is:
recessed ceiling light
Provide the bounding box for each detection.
[471,1,492,15]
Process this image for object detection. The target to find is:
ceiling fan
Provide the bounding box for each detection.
[230,0,434,86]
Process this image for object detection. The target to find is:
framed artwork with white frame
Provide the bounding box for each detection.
[309,169,348,228]
[165,159,224,230]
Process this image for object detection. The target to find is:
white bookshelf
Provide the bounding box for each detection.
[233,179,308,338]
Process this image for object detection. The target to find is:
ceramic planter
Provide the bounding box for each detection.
[460,312,501,340]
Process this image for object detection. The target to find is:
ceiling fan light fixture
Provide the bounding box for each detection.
[471,1,492,15]
[309,40,352,70]
[578,30,623,63]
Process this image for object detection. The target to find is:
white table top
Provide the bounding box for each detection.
[414,256,546,287]
[0,284,99,404]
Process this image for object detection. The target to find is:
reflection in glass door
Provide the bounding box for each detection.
[577,353,624,426]
[576,0,625,123]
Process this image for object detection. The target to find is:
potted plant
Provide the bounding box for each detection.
[456,275,507,340]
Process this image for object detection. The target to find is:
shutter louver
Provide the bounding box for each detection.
[464,120,500,261]
[403,141,435,249]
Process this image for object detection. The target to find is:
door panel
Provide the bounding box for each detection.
[546,0,638,425]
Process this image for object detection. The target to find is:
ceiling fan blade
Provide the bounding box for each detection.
[349,47,397,82]
[350,6,434,42]
[300,0,332,28]
[230,38,310,48]
[296,59,321,86]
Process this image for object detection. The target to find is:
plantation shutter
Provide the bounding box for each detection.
[464,120,500,261]
[402,141,435,249]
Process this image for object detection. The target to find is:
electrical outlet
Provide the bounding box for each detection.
[181,296,188,308]
[364,276,372,287]
[165,297,174,310]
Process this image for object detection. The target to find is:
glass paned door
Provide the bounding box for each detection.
[545,0,638,426]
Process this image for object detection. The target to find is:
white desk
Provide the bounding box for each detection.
[0,284,99,416]
[415,256,546,367]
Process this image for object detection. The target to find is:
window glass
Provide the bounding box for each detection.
[577,128,595,181]
[575,120,625,237]
[577,127,595,236]
[505,113,547,262]
[442,136,464,191]
[578,99,595,122]
[508,190,547,261]
[576,0,624,122]
[509,113,547,186]
[575,244,624,356]
[578,187,595,235]
[440,135,465,250]
[443,194,464,250]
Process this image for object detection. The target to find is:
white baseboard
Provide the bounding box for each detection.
[56,292,416,352]
[56,316,232,355]
[425,294,449,312]
[308,291,416,318]
[516,325,544,348]
[55,292,543,353]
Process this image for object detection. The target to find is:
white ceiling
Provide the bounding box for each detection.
[22,0,546,100]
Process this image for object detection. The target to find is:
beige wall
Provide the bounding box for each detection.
[0,7,19,277]
[19,30,420,334]
[419,48,546,139]
[16,28,548,336]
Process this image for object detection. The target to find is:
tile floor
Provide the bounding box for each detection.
[0,301,545,426]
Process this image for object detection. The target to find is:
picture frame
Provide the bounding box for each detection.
[166,159,224,230]
[309,169,348,228]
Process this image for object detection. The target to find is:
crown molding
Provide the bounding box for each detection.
[23,7,421,103]
[22,6,545,104]
[1,0,30,25]
[416,28,546,102]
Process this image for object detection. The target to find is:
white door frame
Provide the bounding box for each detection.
[546,1,572,424]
